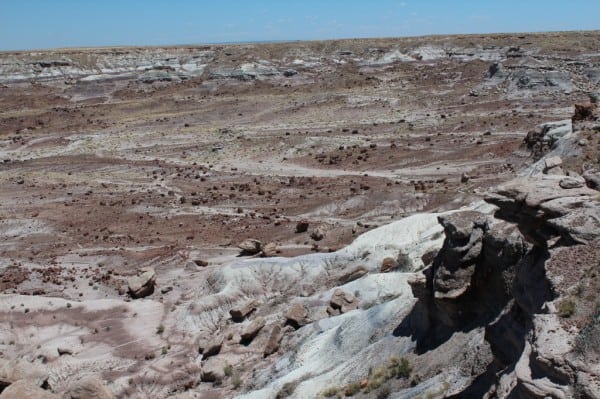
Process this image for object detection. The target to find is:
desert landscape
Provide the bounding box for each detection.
[0,31,599,398]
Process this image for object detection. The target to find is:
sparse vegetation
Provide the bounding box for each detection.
[232,374,243,389]
[223,365,233,377]
[558,299,576,318]
[344,382,361,397]
[156,324,165,334]
[376,385,391,399]
[276,382,298,398]
[322,386,339,397]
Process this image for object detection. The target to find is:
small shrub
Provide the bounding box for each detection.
[161,346,168,355]
[277,382,298,398]
[388,356,412,379]
[344,382,361,397]
[377,384,391,399]
[232,374,242,389]
[322,386,339,397]
[223,365,233,377]
[558,299,576,318]
[156,324,165,334]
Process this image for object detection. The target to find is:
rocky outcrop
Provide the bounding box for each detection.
[404,118,600,397]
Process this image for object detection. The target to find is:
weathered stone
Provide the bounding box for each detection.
[198,336,223,358]
[583,169,600,189]
[330,289,359,314]
[57,346,73,356]
[0,358,48,388]
[262,242,278,257]
[380,257,398,273]
[559,177,584,189]
[285,303,309,329]
[240,317,266,345]
[229,300,257,321]
[0,380,59,399]
[193,259,208,267]
[127,267,156,298]
[543,156,563,174]
[200,357,228,383]
[238,239,263,255]
[67,376,115,399]
[263,325,282,357]
[338,266,368,284]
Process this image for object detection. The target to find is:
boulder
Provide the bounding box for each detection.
[330,289,359,314]
[238,239,263,255]
[127,267,156,298]
[229,300,257,322]
[0,380,59,399]
[200,357,228,383]
[67,376,115,399]
[543,156,563,174]
[559,177,585,189]
[198,336,223,358]
[285,303,309,329]
[0,358,48,388]
[262,242,278,257]
[582,169,600,189]
[263,325,282,357]
[240,317,266,345]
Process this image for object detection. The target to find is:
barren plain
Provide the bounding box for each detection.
[0,31,599,398]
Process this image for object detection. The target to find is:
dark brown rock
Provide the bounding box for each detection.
[198,336,223,358]
[381,257,398,273]
[285,303,309,329]
[240,317,266,345]
[263,325,282,357]
[230,300,257,322]
[295,220,309,233]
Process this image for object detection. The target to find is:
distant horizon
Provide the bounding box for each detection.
[2,1,599,52]
[4,29,600,53]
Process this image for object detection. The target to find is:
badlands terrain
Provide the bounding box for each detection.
[0,31,599,398]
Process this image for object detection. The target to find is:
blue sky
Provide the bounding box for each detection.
[1,1,599,51]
